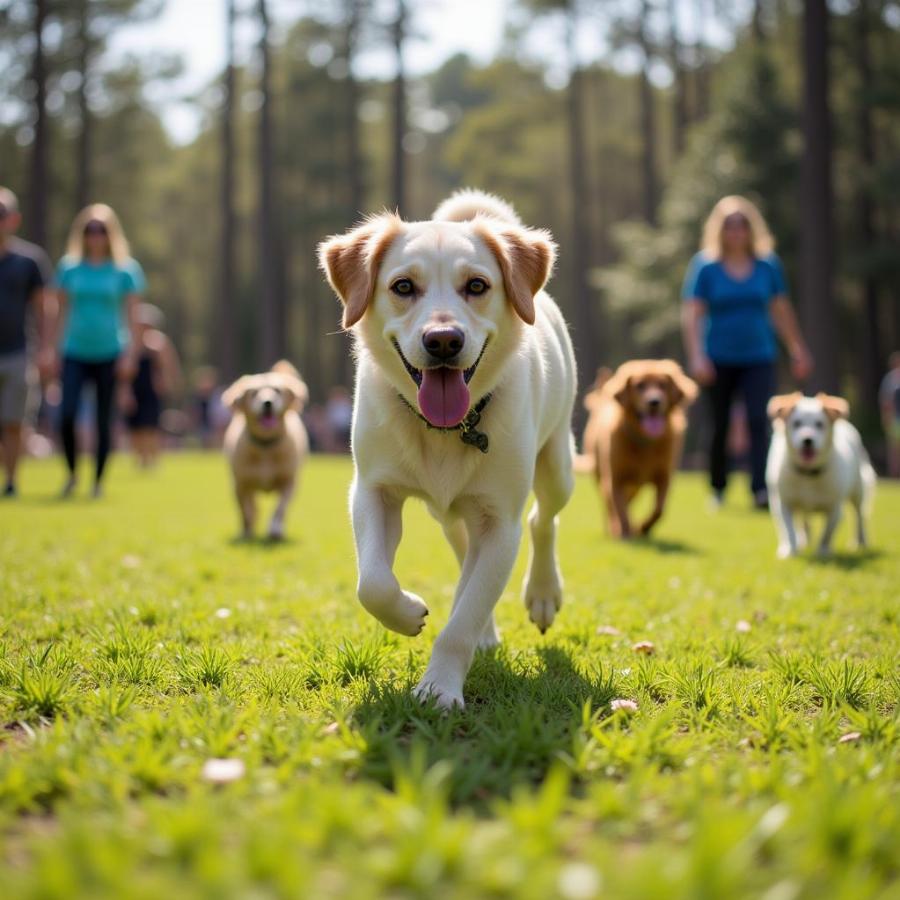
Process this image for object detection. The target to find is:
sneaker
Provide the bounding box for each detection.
[753,489,769,511]
[60,478,77,498]
[91,482,103,499]
[3,483,16,498]
[709,489,724,511]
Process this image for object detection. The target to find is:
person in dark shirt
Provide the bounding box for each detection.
[880,351,900,478]
[0,187,53,497]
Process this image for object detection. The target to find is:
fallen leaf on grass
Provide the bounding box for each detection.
[838,732,861,744]
[610,698,638,713]
[201,758,245,784]
[632,641,655,655]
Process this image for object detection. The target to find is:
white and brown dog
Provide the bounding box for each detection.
[318,190,577,708]
[766,392,875,558]
[222,361,309,540]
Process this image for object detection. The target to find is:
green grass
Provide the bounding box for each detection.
[1,453,898,899]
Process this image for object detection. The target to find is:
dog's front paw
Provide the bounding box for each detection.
[524,576,562,634]
[816,545,833,558]
[267,525,285,541]
[414,676,464,710]
[363,589,429,637]
[776,544,797,559]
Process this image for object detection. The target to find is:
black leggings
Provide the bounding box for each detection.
[706,361,775,495]
[60,356,118,483]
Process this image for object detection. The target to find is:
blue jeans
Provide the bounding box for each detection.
[706,361,775,495]
[60,356,118,482]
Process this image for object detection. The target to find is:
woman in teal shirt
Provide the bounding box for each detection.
[681,196,813,509]
[52,204,145,498]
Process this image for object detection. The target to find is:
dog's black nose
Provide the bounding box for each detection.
[422,326,465,361]
[802,437,814,449]
[647,397,662,410]
[262,399,274,413]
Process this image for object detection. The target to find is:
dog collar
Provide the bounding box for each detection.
[248,430,283,447]
[792,462,824,477]
[397,392,493,453]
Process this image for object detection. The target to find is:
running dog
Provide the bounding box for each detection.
[583,360,697,538]
[318,189,576,708]
[222,361,309,540]
[766,392,876,558]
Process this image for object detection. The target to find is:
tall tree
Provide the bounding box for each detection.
[564,5,600,381]
[27,0,49,249]
[256,0,284,365]
[667,0,687,156]
[799,0,837,392]
[854,0,881,415]
[637,0,659,224]
[390,0,407,214]
[218,0,238,380]
[76,0,91,209]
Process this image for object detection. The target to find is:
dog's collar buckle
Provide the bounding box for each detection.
[792,462,824,477]
[398,392,492,453]
[248,431,282,448]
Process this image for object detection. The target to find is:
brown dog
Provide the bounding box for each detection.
[584,360,698,538]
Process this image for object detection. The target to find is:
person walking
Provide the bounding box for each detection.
[682,195,813,509]
[0,187,53,497]
[51,204,145,497]
[880,351,900,478]
[119,303,181,467]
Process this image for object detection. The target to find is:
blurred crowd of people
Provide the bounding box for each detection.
[0,188,353,499]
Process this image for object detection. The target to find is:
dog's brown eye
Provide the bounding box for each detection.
[391,278,415,297]
[466,277,489,296]
[635,380,647,391]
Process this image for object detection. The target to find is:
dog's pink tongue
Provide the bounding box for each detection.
[642,414,666,438]
[417,368,470,428]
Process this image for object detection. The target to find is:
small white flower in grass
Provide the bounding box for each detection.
[323,722,340,735]
[596,625,621,636]
[838,731,861,744]
[214,607,232,619]
[120,554,141,569]
[201,758,245,784]
[558,862,602,900]
[610,698,638,713]
[632,640,655,655]
[736,620,752,633]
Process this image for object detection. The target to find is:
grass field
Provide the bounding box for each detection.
[1,452,898,899]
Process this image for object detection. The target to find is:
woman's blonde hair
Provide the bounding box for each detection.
[700,195,775,260]
[64,203,131,264]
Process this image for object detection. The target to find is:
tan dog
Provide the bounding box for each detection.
[318,189,576,709]
[766,392,875,557]
[584,360,698,538]
[222,361,309,540]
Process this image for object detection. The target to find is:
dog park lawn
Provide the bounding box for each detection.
[1,453,898,899]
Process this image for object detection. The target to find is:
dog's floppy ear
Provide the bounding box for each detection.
[663,361,699,406]
[279,374,309,411]
[817,392,849,422]
[767,391,803,421]
[222,375,254,411]
[318,213,403,329]
[476,221,556,325]
[603,364,634,405]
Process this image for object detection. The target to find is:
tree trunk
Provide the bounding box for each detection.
[751,0,766,43]
[256,0,283,366]
[855,0,881,414]
[799,0,838,393]
[391,0,406,215]
[667,0,687,157]
[692,0,710,121]
[638,0,658,225]
[218,0,238,380]
[565,11,599,394]
[28,0,49,250]
[76,0,92,210]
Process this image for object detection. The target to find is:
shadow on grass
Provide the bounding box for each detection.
[352,645,617,806]
[804,548,883,571]
[629,535,703,555]
[226,534,300,549]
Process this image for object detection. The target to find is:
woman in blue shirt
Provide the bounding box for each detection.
[682,196,812,508]
[51,204,145,498]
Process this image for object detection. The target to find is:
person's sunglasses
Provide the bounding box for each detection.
[84,222,108,236]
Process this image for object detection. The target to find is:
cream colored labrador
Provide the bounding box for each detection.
[318,190,577,709]
[222,361,309,540]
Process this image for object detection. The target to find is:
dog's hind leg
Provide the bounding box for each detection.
[771,494,798,558]
[268,481,294,540]
[523,429,575,634]
[236,485,256,539]
[817,506,843,556]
